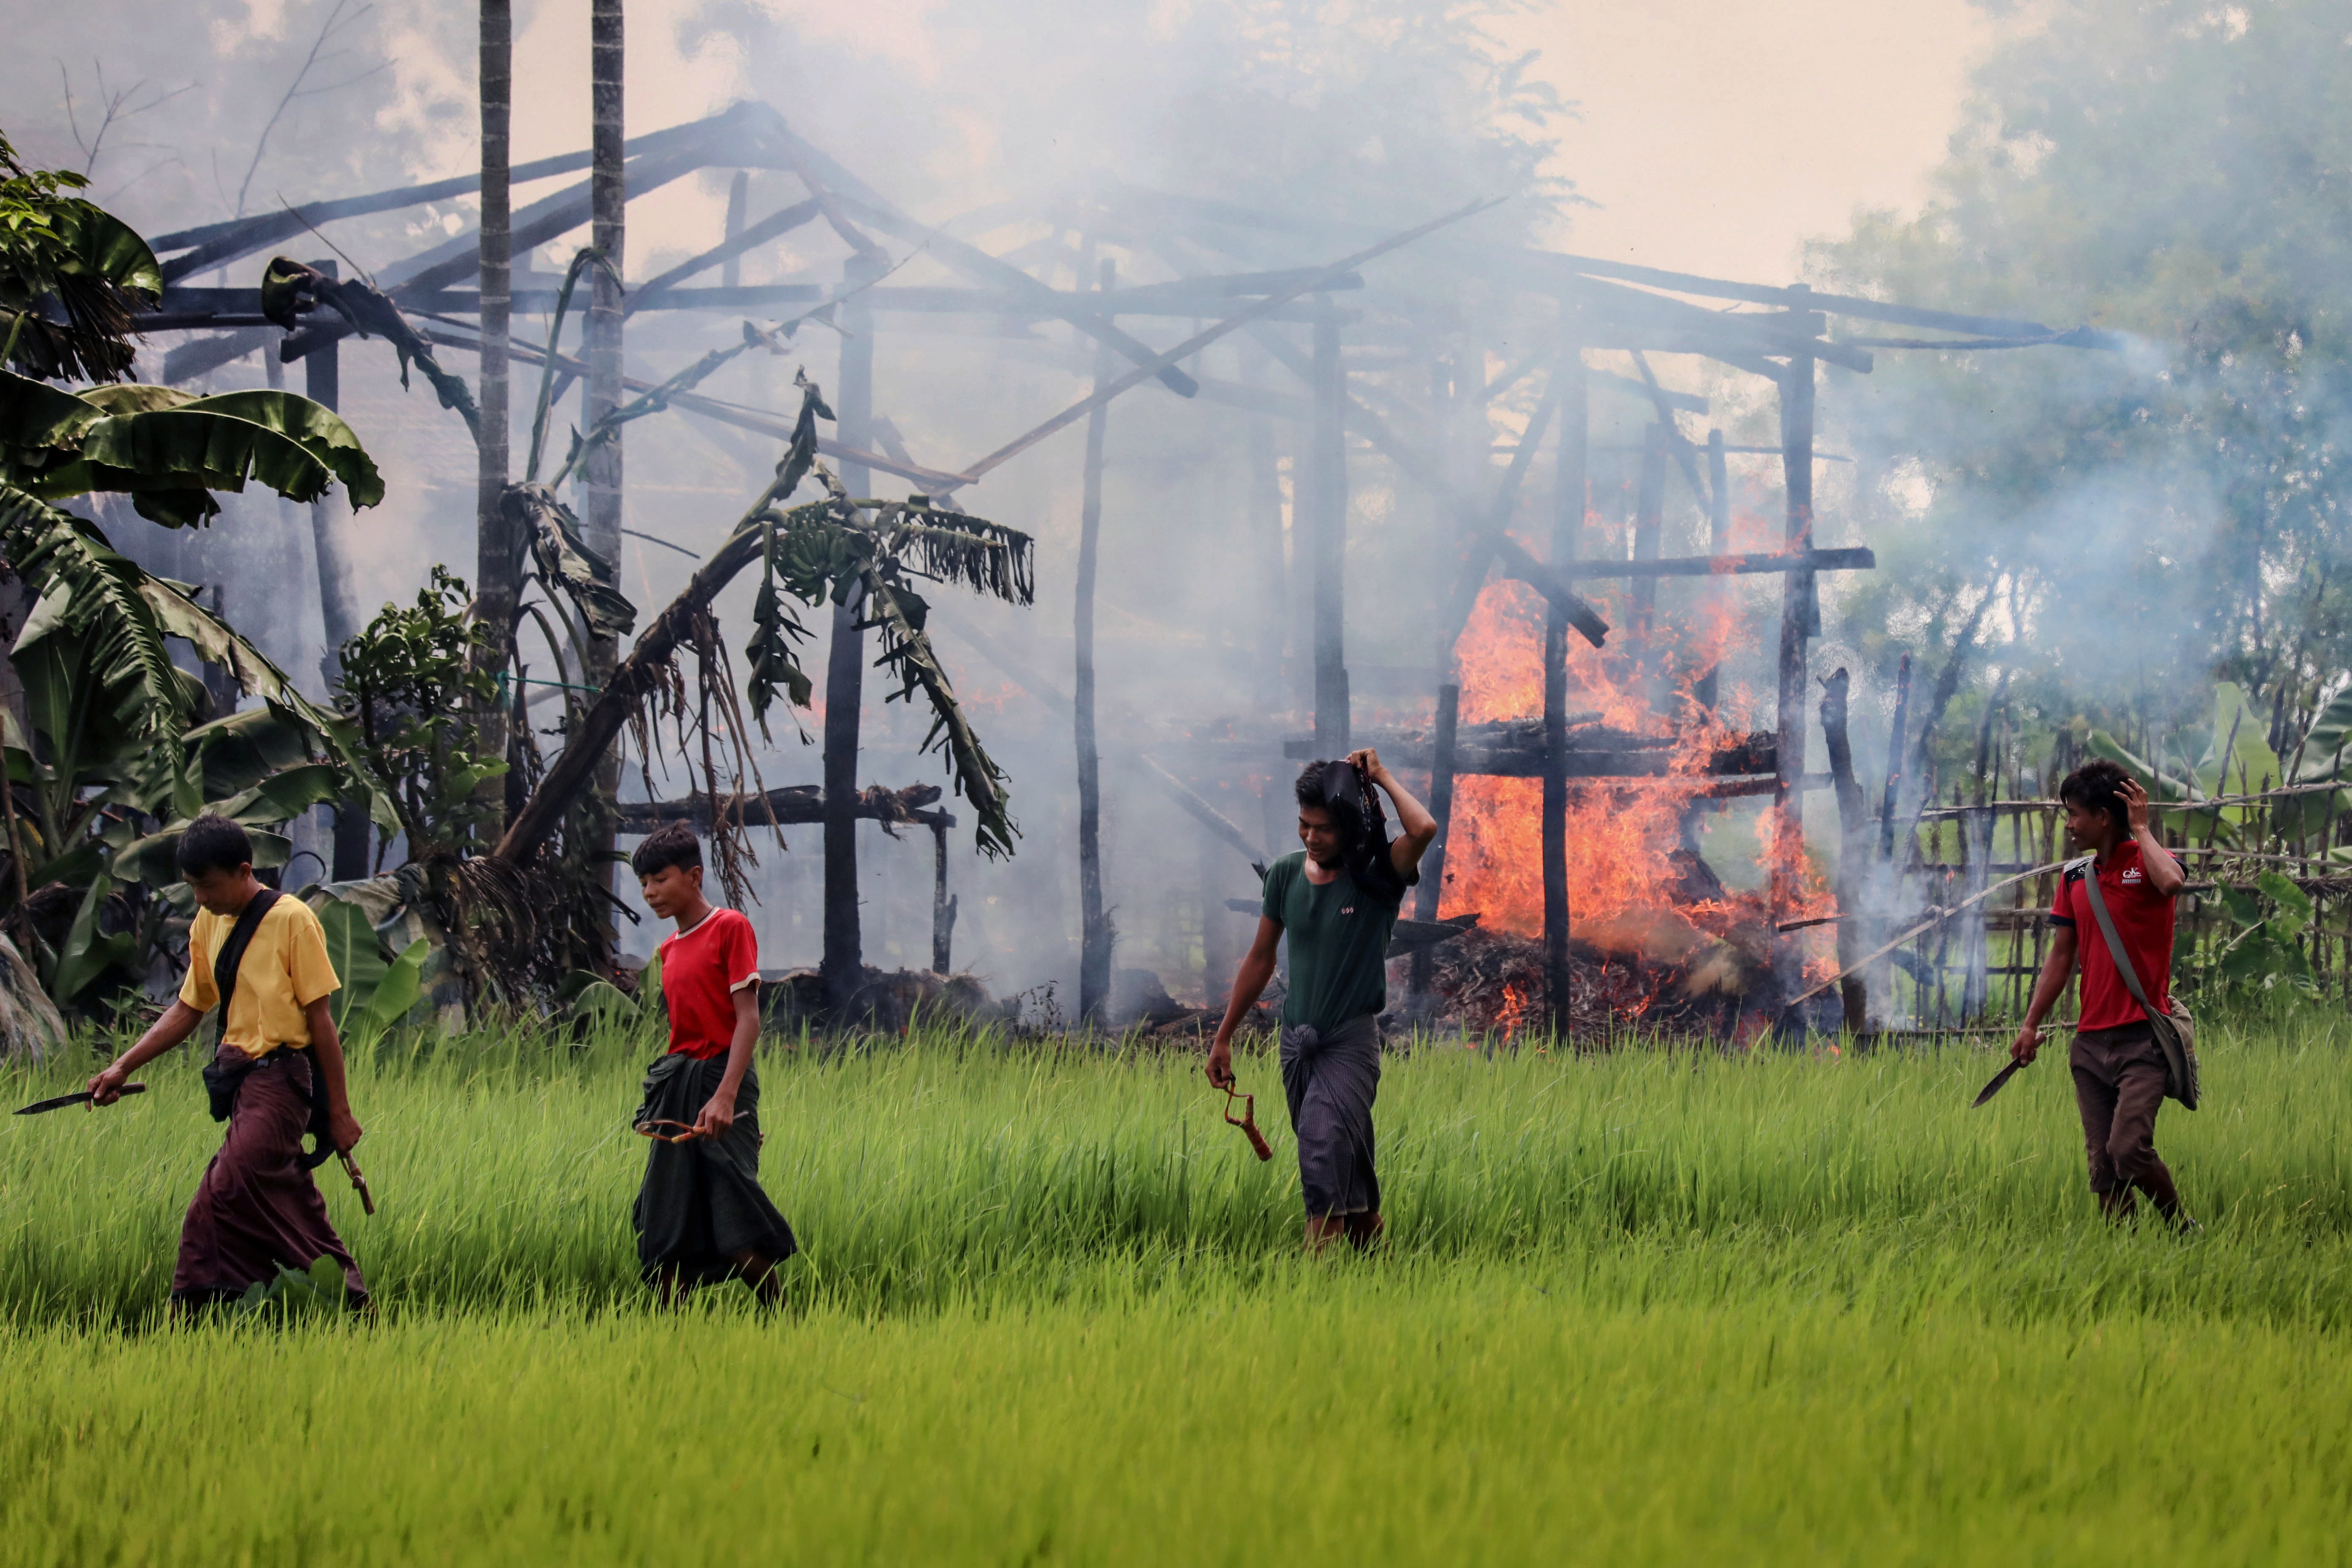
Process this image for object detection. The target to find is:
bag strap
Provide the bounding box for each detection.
[2077,859,2160,1023]
[211,887,282,1048]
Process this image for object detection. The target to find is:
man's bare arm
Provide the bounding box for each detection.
[2010,926,2078,1063]
[694,987,763,1139]
[1205,916,1282,1089]
[1350,747,1437,881]
[2119,778,2186,896]
[303,997,364,1151]
[88,1000,205,1104]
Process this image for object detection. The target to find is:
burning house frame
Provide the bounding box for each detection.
[125,99,2136,1038]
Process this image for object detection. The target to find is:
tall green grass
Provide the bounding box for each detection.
[4,1014,2349,1324]
[5,1020,2351,1564]
[4,1265,2351,1565]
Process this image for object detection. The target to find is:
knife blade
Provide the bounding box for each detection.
[15,1083,146,1115]
[1970,1060,2023,1109]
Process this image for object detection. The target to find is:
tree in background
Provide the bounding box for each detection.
[1812,0,2352,783]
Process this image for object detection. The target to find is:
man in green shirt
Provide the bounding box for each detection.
[1207,748,1437,1251]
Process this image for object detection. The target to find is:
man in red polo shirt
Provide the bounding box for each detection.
[2011,759,2192,1227]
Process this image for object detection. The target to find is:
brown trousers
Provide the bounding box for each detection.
[171,1045,366,1306]
[2070,1022,2175,1202]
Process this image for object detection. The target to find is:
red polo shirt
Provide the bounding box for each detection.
[2050,842,2175,1031]
[658,906,760,1059]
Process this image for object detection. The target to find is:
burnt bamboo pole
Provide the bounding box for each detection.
[1410,682,1462,1001]
[473,0,514,828]
[821,253,884,1014]
[1543,352,1588,1038]
[1075,257,1116,1024]
[1311,296,1349,755]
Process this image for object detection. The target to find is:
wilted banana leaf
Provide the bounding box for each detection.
[867,579,1018,859]
[501,483,636,641]
[261,257,479,438]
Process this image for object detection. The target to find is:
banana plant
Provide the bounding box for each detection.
[1,130,159,385]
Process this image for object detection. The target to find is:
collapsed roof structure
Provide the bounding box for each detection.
[129,98,2120,1029]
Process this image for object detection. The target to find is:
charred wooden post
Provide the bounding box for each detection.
[721,171,748,288]
[1075,257,1117,1023]
[1543,355,1588,1038]
[1629,421,1667,648]
[472,0,514,827]
[1310,295,1349,755]
[1772,327,1818,921]
[1878,652,1913,860]
[581,0,627,894]
[821,253,885,1014]
[1410,681,1462,999]
[299,260,371,880]
[1247,345,1287,714]
[1817,668,1869,1035]
[931,819,956,975]
[1694,427,1732,711]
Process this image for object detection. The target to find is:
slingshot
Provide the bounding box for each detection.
[635,1118,704,1144]
[1224,1086,1273,1161]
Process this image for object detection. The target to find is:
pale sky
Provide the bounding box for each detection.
[471,0,2002,289]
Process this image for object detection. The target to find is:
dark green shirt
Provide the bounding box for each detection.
[1261,849,1411,1032]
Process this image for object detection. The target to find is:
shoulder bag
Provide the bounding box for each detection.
[2077,861,2200,1110]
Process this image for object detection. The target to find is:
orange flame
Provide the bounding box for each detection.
[1434,521,1839,982]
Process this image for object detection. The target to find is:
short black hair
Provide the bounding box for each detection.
[1294,761,1365,848]
[177,814,253,879]
[630,822,703,879]
[2059,759,2132,831]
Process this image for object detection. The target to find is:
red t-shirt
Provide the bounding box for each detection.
[657,906,760,1059]
[2049,842,2175,1031]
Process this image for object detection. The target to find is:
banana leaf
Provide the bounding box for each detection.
[354,937,429,1041]
[316,898,390,1036]
[502,483,636,640]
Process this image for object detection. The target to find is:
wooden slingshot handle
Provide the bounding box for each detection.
[1224,1088,1274,1162]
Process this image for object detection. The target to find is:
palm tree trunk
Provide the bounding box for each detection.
[1075,257,1115,1023]
[581,0,625,888]
[301,274,372,880]
[821,255,881,1014]
[474,0,514,827]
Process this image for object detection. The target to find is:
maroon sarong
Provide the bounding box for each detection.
[170,1044,365,1306]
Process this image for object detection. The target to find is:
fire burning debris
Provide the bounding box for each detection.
[1409,538,1843,1038]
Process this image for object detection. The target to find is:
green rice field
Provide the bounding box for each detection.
[3,1013,2350,1565]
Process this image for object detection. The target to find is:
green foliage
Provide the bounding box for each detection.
[0,130,159,384]
[313,897,428,1041]
[0,485,389,1012]
[333,567,506,858]
[1814,0,2352,762]
[1,369,384,526]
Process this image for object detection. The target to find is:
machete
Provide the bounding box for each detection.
[1971,1060,2024,1109]
[14,1083,146,1115]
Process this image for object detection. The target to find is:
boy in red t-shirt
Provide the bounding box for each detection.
[628,824,796,1304]
[2011,760,2193,1228]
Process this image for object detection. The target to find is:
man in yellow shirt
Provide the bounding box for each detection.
[88,815,367,1308]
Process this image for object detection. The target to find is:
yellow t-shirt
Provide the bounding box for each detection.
[178,895,341,1059]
